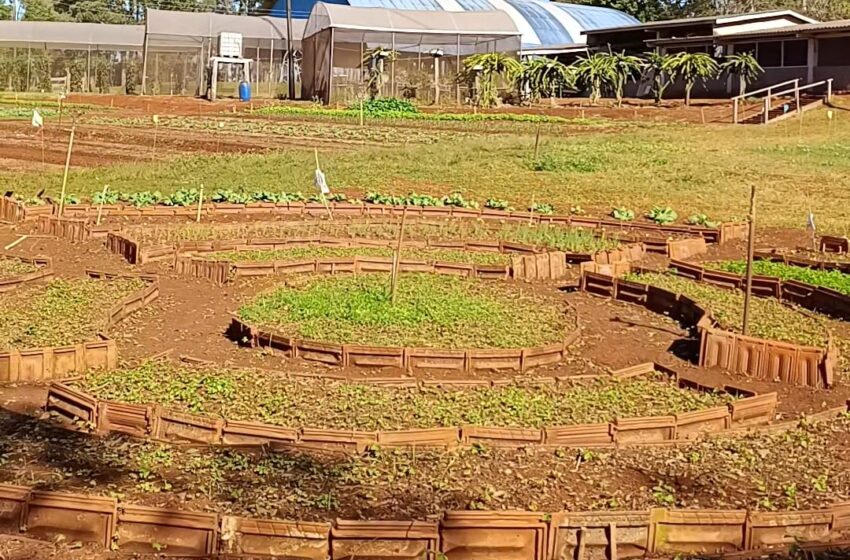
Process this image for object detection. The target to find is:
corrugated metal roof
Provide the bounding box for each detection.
[583,9,814,35]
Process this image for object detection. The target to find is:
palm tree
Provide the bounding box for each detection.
[643,51,675,105]
[609,51,644,107]
[459,53,523,108]
[573,52,616,105]
[520,56,576,104]
[721,52,764,97]
[363,47,398,99]
[667,51,719,106]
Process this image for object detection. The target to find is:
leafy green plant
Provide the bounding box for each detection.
[350,97,418,115]
[520,56,576,103]
[92,189,120,205]
[459,53,523,108]
[162,188,201,207]
[62,194,80,205]
[721,52,764,97]
[484,198,511,210]
[573,52,616,105]
[612,207,635,221]
[647,206,678,225]
[442,192,478,209]
[212,189,249,204]
[667,52,719,106]
[651,483,676,506]
[609,51,645,107]
[643,51,675,105]
[686,213,718,227]
[529,202,554,215]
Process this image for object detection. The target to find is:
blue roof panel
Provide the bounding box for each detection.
[551,2,639,31]
[454,0,493,11]
[349,0,441,9]
[503,0,574,44]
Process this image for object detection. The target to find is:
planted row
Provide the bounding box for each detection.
[11,407,850,517]
[0,278,144,350]
[625,271,836,348]
[77,361,731,431]
[709,260,850,297]
[203,246,511,266]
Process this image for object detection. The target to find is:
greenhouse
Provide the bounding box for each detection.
[301,2,522,105]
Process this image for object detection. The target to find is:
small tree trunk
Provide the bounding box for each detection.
[739,76,746,97]
[685,82,693,106]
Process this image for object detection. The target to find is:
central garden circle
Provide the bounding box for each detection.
[237,272,573,350]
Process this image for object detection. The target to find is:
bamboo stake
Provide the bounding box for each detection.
[390,207,407,304]
[58,124,76,218]
[151,114,159,159]
[95,184,109,226]
[742,185,757,336]
[196,184,204,223]
[529,194,535,225]
[4,235,29,251]
[359,97,364,126]
[40,126,45,170]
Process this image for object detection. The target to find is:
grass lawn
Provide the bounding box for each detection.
[238,273,572,349]
[4,101,850,233]
[707,260,850,296]
[0,278,144,349]
[76,361,731,430]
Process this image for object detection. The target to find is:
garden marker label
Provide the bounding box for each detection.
[31,109,43,128]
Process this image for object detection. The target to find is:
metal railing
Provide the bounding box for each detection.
[732,78,833,124]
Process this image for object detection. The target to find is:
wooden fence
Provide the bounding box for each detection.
[0,482,848,558]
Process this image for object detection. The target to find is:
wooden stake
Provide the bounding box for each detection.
[742,185,757,336]
[196,184,204,223]
[529,194,535,225]
[58,96,63,127]
[359,97,364,126]
[95,184,109,226]
[40,126,45,170]
[533,124,541,161]
[152,116,159,160]
[390,207,407,304]
[58,124,76,218]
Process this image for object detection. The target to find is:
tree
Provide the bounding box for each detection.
[573,52,615,105]
[520,56,576,104]
[666,51,719,106]
[643,51,675,104]
[22,0,65,21]
[0,2,11,19]
[362,47,398,99]
[459,52,523,108]
[609,51,644,107]
[721,52,764,97]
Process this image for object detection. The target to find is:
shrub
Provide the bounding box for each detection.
[350,97,419,115]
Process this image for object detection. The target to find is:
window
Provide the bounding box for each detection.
[818,37,850,67]
[783,40,807,67]
[756,41,782,67]
[734,43,756,55]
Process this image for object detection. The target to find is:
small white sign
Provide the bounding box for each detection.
[31,109,43,128]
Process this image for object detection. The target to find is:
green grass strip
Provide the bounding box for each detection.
[626,271,832,347]
[707,260,850,297]
[77,362,731,430]
[206,246,510,266]
[238,273,571,349]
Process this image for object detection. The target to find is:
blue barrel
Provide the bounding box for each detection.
[238,81,251,102]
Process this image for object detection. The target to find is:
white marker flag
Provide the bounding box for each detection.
[313,149,330,195]
[807,212,816,233]
[31,109,43,128]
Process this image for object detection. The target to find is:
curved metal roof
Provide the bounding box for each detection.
[273,0,639,48]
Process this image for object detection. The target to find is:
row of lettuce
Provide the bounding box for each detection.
[24,189,717,226]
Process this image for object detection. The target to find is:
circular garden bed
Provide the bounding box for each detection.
[237,272,574,351]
